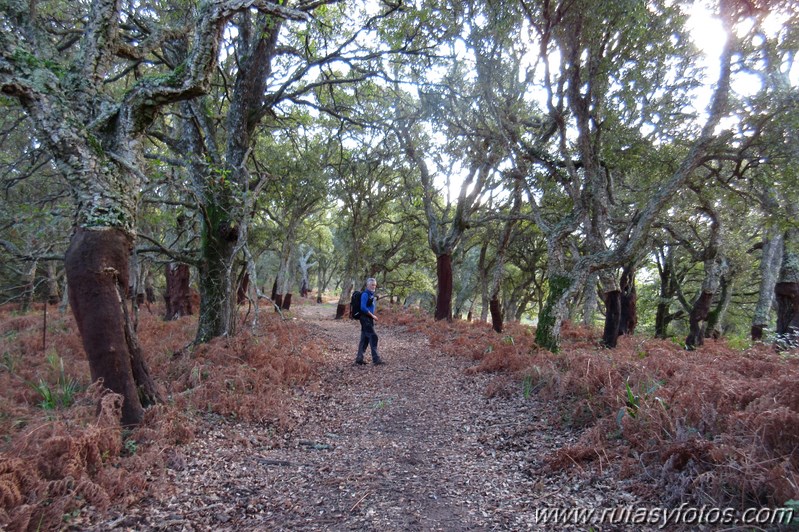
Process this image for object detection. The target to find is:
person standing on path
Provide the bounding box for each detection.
[355,277,383,365]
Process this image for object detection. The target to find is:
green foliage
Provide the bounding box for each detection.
[617,377,667,427]
[2,348,20,374]
[27,351,82,410]
[521,372,539,400]
[623,379,639,419]
[371,397,393,409]
[725,334,752,351]
[11,47,64,77]
[123,438,138,456]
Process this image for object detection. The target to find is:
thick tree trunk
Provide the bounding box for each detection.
[535,274,574,352]
[281,293,293,311]
[65,228,146,426]
[435,253,453,321]
[195,211,239,344]
[164,263,193,321]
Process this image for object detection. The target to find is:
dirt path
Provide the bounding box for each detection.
[86,303,644,531]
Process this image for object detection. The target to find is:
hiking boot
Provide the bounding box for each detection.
[354,359,366,366]
[372,358,385,365]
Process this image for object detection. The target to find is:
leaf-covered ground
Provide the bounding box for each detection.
[74,303,646,531]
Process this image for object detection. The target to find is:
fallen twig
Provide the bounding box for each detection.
[350,492,370,512]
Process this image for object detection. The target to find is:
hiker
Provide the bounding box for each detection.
[355,278,383,365]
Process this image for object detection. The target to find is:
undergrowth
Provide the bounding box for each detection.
[380,305,799,511]
[0,301,323,530]
[4,298,797,528]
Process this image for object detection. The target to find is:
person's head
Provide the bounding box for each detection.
[365,278,377,291]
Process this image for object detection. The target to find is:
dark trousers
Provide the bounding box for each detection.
[356,315,379,362]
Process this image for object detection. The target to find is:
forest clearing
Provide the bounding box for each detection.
[1,298,797,530]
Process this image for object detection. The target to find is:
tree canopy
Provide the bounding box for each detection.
[2,0,798,382]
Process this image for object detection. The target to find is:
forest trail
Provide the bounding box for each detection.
[86,303,643,531]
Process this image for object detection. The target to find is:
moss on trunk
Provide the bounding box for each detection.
[535,274,572,353]
[195,202,238,344]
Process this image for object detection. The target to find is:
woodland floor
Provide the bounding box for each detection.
[75,303,651,531]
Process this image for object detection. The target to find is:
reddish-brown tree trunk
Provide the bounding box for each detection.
[335,303,347,319]
[618,266,637,335]
[65,228,146,426]
[281,293,293,311]
[435,253,453,321]
[273,293,284,310]
[602,290,621,348]
[164,263,193,321]
[686,292,713,350]
[490,296,503,333]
